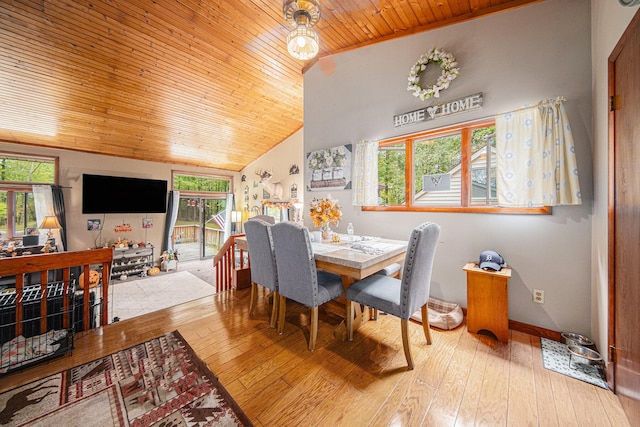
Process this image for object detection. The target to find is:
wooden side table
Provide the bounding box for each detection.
[463,262,512,343]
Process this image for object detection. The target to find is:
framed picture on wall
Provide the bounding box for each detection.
[305,144,352,191]
[87,219,101,231]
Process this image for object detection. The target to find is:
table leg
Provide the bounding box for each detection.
[333,275,371,341]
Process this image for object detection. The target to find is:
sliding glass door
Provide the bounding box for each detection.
[173,197,226,261]
[170,172,233,261]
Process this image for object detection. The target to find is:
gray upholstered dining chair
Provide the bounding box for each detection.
[346,222,440,369]
[270,221,344,351]
[244,218,279,328]
[248,215,276,224]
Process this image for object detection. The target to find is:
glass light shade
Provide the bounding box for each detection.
[231,211,242,223]
[39,215,61,230]
[287,25,319,60]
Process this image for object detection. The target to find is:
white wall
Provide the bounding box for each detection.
[0,141,235,259]
[590,1,637,360]
[304,0,593,334]
[238,129,304,217]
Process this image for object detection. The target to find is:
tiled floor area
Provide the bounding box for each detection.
[108,259,216,322]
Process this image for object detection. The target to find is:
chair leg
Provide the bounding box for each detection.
[346,300,354,341]
[249,283,258,316]
[371,308,378,320]
[421,304,432,345]
[309,306,318,352]
[401,319,414,370]
[269,291,279,329]
[277,295,287,335]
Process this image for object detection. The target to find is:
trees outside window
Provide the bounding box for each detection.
[372,119,547,214]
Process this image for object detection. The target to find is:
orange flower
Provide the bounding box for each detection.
[309,197,342,228]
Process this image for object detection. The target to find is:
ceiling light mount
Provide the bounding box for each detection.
[283,0,320,27]
[283,0,320,60]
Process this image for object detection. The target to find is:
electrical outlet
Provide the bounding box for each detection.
[533,289,544,304]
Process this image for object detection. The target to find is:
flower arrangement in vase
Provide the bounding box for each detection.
[309,196,342,239]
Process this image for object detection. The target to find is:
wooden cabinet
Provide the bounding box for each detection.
[463,262,511,343]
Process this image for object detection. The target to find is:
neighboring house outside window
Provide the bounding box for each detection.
[369,119,548,214]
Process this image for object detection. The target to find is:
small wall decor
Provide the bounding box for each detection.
[263,189,270,199]
[289,164,300,175]
[114,223,132,233]
[422,173,451,192]
[252,193,258,200]
[306,144,352,191]
[407,47,460,101]
[256,169,284,199]
[394,93,483,127]
[241,174,246,182]
[142,218,153,228]
[290,183,298,199]
[87,219,101,231]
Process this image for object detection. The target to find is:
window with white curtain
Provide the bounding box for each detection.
[0,153,57,239]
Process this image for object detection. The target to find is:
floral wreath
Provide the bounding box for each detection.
[407,48,460,101]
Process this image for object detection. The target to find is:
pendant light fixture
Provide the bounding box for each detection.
[283,0,320,60]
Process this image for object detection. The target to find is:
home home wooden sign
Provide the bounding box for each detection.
[394,93,484,127]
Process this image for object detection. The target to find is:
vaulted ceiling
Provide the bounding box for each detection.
[0,0,541,171]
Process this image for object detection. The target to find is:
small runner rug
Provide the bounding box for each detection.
[540,337,608,389]
[0,330,253,426]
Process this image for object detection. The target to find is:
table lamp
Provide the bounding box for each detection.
[39,215,61,244]
[231,210,242,234]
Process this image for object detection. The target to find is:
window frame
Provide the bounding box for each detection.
[365,119,550,214]
[0,152,59,239]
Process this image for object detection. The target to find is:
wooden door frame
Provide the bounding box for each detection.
[607,8,640,392]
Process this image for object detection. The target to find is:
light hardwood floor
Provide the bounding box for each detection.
[0,287,631,426]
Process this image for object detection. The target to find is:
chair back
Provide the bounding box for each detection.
[270,221,319,307]
[249,215,276,225]
[399,222,440,318]
[243,219,278,292]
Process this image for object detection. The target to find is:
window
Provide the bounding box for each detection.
[173,172,231,193]
[372,119,548,214]
[0,153,58,239]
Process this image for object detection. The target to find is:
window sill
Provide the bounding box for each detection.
[362,205,551,214]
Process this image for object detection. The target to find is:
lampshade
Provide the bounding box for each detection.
[283,0,320,60]
[39,215,61,230]
[287,23,319,61]
[231,211,242,223]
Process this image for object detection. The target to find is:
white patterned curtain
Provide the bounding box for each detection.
[495,97,581,207]
[352,140,379,206]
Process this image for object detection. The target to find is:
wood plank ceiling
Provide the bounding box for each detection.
[0,0,542,172]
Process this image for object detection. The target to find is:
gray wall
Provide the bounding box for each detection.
[303,0,593,334]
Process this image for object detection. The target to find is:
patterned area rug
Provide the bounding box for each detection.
[0,331,253,426]
[540,337,608,389]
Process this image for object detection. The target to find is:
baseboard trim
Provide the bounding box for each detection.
[508,319,562,342]
[459,307,562,342]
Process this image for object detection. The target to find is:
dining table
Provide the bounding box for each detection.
[234,232,408,340]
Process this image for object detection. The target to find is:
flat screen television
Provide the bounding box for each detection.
[82,174,167,214]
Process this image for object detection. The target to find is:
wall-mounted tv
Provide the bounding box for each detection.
[82,174,168,214]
